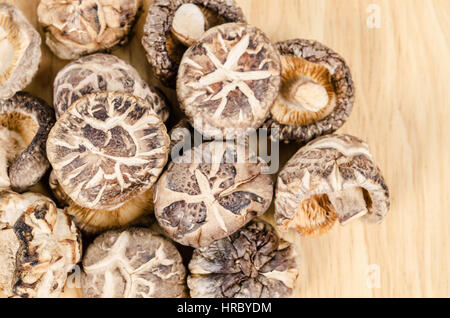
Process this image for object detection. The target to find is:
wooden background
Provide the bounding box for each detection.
[3,0,449,298]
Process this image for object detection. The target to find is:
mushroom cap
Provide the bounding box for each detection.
[142,0,246,87]
[49,170,155,233]
[263,39,355,143]
[81,227,187,298]
[0,3,41,99]
[0,92,55,192]
[53,53,170,122]
[37,0,142,60]
[188,220,298,298]
[177,23,281,139]
[46,91,170,210]
[275,134,390,234]
[154,141,274,248]
[0,190,81,298]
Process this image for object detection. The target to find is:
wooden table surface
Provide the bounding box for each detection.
[3,0,449,298]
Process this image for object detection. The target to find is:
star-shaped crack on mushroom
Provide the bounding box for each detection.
[177,23,281,138]
[185,33,274,119]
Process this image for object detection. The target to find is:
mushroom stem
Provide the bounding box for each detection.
[327,187,368,225]
[286,77,329,112]
[171,3,208,47]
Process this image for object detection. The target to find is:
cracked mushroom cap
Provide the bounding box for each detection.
[0,92,55,192]
[49,169,155,233]
[263,39,355,143]
[37,0,142,60]
[0,3,41,99]
[81,227,187,298]
[46,91,170,211]
[142,0,246,87]
[53,53,170,122]
[188,220,298,298]
[0,190,81,298]
[275,134,390,236]
[177,23,281,139]
[154,141,274,248]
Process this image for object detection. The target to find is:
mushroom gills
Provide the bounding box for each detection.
[294,193,337,236]
[167,4,226,63]
[0,127,24,188]
[0,112,39,189]
[272,55,336,126]
[0,13,28,85]
[327,187,369,225]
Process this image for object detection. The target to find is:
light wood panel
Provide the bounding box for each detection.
[2,0,449,298]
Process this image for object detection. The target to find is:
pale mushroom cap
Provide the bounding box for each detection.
[142,0,246,87]
[37,0,142,60]
[81,227,187,298]
[53,53,170,121]
[0,190,81,298]
[0,3,41,99]
[275,134,390,234]
[46,91,170,210]
[263,39,355,143]
[0,92,55,193]
[177,23,281,139]
[188,220,298,298]
[154,141,274,248]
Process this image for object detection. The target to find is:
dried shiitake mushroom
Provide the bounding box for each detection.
[0,190,81,298]
[0,3,41,99]
[188,220,298,298]
[142,0,246,87]
[177,23,281,139]
[154,141,273,248]
[53,53,170,121]
[263,39,354,143]
[275,134,390,236]
[81,227,187,298]
[37,0,142,60]
[46,91,170,232]
[0,92,55,192]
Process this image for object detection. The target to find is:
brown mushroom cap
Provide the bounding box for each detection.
[142,0,246,87]
[0,92,55,192]
[53,53,170,122]
[46,91,170,211]
[177,23,281,139]
[154,141,274,248]
[263,39,355,143]
[275,134,390,236]
[0,3,41,99]
[0,190,81,298]
[37,0,142,60]
[188,220,298,298]
[49,170,155,233]
[81,227,187,298]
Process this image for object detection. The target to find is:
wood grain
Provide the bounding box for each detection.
[2,0,449,298]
